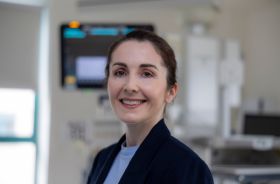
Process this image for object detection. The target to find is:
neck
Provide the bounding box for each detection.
[125,118,162,147]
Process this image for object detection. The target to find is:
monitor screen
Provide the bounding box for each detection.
[60,22,154,89]
[243,113,280,136]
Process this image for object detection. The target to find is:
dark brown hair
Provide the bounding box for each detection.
[105,30,177,89]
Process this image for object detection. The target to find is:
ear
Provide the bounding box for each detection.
[165,83,179,104]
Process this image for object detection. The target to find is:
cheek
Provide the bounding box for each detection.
[107,79,121,98]
[107,79,115,97]
[143,81,168,99]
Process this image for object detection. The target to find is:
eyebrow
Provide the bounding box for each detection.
[140,64,159,71]
[112,62,159,71]
[112,62,127,67]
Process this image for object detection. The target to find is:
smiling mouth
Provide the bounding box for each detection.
[120,99,147,105]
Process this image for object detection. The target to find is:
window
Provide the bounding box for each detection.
[0,88,37,184]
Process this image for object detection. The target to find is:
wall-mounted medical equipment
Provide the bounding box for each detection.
[185,35,220,138]
[184,34,245,139]
[60,21,154,90]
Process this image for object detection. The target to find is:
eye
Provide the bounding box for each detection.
[113,69,127,77]
[142,71,154,78]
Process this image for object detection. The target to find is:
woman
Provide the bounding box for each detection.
[87,30,214,184]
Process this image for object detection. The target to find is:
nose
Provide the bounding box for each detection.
[124,75,139,94]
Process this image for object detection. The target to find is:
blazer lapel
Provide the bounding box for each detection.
[95,135,125,184]
[119,119,171,184]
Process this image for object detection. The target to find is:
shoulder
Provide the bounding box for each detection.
[163,136,203,162]
[156,136,214,183]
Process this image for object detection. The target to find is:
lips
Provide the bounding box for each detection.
[120,98,147,106]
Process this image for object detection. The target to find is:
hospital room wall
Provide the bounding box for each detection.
[0,4,40,90]
[209,0,280,107]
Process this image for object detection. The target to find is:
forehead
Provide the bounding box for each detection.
[111,40,164,66]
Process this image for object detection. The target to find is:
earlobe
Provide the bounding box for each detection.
[166,83,178,103]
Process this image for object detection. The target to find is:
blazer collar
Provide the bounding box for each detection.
[96,119,171,184]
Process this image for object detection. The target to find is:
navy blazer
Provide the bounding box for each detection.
[87,119,214,184]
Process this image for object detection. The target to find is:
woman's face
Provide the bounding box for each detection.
[107,40,177,126]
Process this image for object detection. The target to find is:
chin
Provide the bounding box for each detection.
[118,115,142,125]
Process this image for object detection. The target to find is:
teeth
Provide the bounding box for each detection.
[122,99,143,105]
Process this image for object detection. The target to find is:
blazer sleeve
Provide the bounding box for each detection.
[191,161,214,184]
[160,158,214,184]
